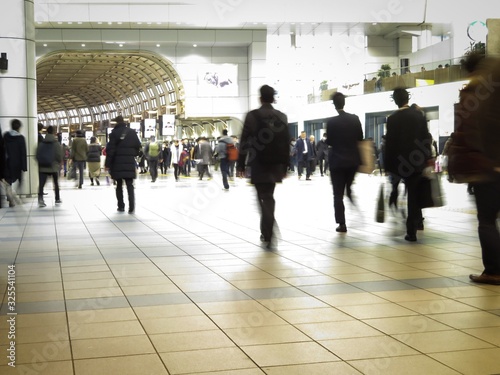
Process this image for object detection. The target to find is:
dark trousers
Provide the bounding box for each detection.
[220,158,230,189]
[329,167,357,224]
[255,183,276,241]
[228,160,236,177]
[199,164,211,179]
[74,160,85,187]
[405,174,423,236]
[149,159,158,181]
[173,164,180,180]
[474,180,500,274]
[298,158,310,178]
[38,172,60,201]
[116,178,134,211]
[318,157,328,176]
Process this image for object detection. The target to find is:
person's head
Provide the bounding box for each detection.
[76,129,84,137]
[112,115,125,125]
[260,85,276,104]
[323,133,327,139]
[11,119,22,131]
[309,135,315,142]
[332,92,346,110]
[90,136,97,143]
[391,87,409,108]
[222,129,228,136]
[300,131,306,139]
[392,72,397,76]
[38,123,44,132]
[150,135,155,142]
[47,125,54,135]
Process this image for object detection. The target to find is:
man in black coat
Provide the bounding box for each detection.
[326,92,364,233]
[295,131,311,180]
[105,116,141,213]
[237,85,289,249]
[384,88,431,242]
[3,119,28,207]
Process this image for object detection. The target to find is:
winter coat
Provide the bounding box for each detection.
[105,124,141,179]
[87,143,102,163]
[37,133,63,174]
[4,130,27,183]
[71,136,88,161]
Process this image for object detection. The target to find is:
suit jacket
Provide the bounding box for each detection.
[295,137,309,162]
[326,110,364,169]
[238,103,289,184]
[384,106,431,178]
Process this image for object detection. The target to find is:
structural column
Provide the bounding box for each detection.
[487,19,500,56]
[248,31,267,110]
[0,0,37,197]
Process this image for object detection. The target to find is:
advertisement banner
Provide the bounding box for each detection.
[144,119,156,138]
[162,115,175,136]
[85,131,93,144]
[61,132,69,146]
[197,64,238,97]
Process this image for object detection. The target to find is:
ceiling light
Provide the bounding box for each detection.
[119,44,123,47]
[193,44,197,47]
[68,22,72,25]
[81,44,86,47]
[108,22,112,25]
[57,22,62,24]
[117,22,122,25]
[43,43,48,47]
[78,22,82,25]
[37,22,43,24]
[97,22,102,25]
[157,22,161,25]
[137,22,142,25]
[156,44,160,47]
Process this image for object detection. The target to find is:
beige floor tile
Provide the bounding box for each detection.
[364,315,454,335]
[121,284,180,295]
[64,287,124,299]
[231,279,290,289]
[379,270,440,279]
[274,307,352,324]
[198,300,270,315]
[134,304,203,320]
[398,299,478,314]
[338,303,417,319]
[262,362,362,375]
[392,330,493,353]
[349,354,461,375]
[463,326,500,346]
[320,336,418,360]
[62,271,115,281]
[160,347,255,374]
[17,282,63,293]
[319,292,388,306]
[332,273,392,283]
[63,279,119,290]
[0,360,74,375]
[0,341,71,365]
[242,342,339,367]
[62,265,110,274]
[141,315,218,335]
[16,324,69,344]
[72,335,155,359]
[1,312,66,329]
[68,308,136,325]
[430,348,500,375]
[224,324,310,346]
[116,276,172,286]
[74,354,168,375]
[429,311,500,329]
[280,275,341,286]
[258,297,328,311]
[174,281,238,292]
[210,311,286,329]
[296,320,381,340]
[150,330,234,352]
[16,290,64,303]
[457,295,500,310]
[428,286,500,299]
[218,271,275,281]
[69,320,144,340]
[373,289,446,302]
[192,370,264,375]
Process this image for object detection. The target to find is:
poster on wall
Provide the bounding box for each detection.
[85,131,93,144]
[162,114,175,136]
[144,119,156,139]
[61,132,69,146]
[197,64,238,97]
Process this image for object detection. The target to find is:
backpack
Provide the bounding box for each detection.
[252,110,290,165]
[225,142,239,161]
[148,142,160,158]
[37,141,56,167]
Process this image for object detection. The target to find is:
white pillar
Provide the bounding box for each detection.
[248,32,267,111]
[0,0,37,197]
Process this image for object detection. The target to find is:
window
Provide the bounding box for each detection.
[156,84,164,94]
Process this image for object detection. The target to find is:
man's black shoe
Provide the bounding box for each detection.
[336,224,347,233]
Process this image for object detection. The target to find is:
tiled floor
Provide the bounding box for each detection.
[1,170,500,375]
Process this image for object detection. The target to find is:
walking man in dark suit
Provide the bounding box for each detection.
[384,88,431,242]
[326,92,363,233]
[295,131,311,180]
[237,85,289,249]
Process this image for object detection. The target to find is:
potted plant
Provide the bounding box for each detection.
[319,80,328,91]
[378,64,391,78]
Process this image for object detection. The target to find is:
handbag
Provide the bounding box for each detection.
[418,174,445,208]
[67,164,76,180]
[358,139,376,174]
[375,182,385,223]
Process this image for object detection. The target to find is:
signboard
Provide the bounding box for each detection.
[85,131,93,144]
[144,119,156,139]
[162,114,175,136]
[61,132,69,146]
[197,64,238,97]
